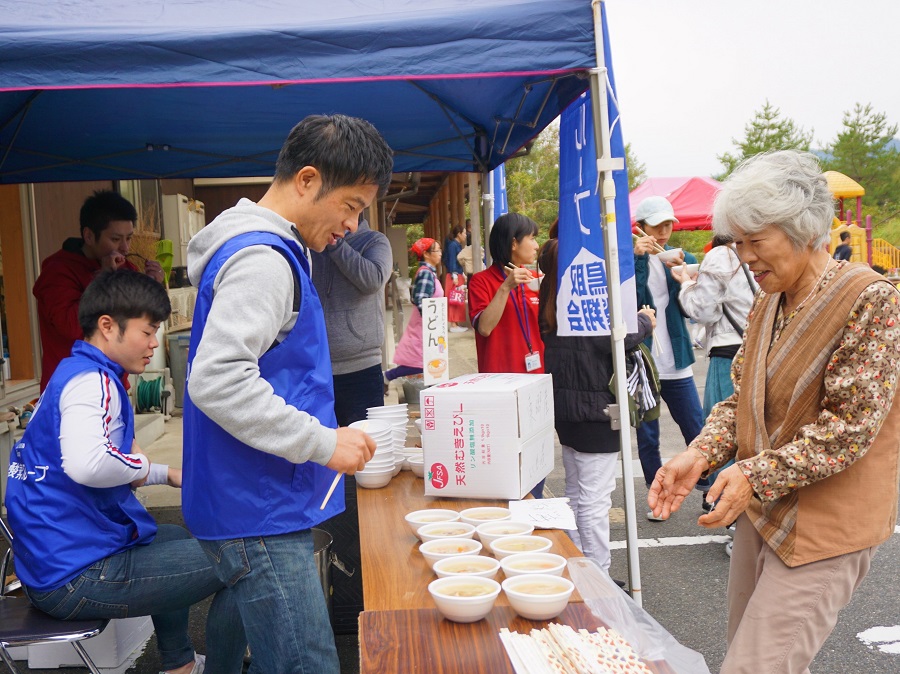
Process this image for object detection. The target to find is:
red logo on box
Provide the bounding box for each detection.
[424,396,434,405]
[430,463,447,489]
[424,408,435,418]
[425,420,435,431]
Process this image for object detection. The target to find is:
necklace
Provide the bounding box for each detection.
[782,258,833,315]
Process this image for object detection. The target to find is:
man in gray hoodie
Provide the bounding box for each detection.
[311,215,392,426]
[181,114,393,673]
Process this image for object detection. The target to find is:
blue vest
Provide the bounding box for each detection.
[5,341,157,592]
[182,232,343,539]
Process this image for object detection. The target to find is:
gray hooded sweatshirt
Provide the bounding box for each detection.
[186,198,336,467]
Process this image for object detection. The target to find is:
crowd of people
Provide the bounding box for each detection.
[5,120,898,674]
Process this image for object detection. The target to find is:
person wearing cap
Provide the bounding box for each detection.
[384,237,443,383]
[632,196,705,520]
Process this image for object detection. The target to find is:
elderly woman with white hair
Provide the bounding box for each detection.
[649,150,900,673]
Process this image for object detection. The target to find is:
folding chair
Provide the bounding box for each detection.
[0,517,108,674]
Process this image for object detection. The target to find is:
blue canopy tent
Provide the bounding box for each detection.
[0,0,652,604]
[0,0,595,182]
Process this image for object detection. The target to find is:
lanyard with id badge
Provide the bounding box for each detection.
[504,264,541,372]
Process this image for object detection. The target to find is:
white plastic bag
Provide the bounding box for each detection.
[567,557,711,674]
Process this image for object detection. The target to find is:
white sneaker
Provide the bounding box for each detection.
[160,654,205,674]
[450,326,469,332]
[725,541,733,557]
[646,510,667,522]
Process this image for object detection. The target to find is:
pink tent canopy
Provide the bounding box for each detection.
[629,176,722,231]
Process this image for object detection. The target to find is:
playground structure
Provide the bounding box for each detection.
[825,171,900,272]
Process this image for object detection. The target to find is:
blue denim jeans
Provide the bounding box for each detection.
[25,524,246,673]
[636,376,706,487]
[333,364,385,427]
[198,530,339,674]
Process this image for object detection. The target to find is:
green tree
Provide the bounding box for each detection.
[824,103,900,208]
[625,142,646,191]
[505,124,560,237]
[716,100,813,180]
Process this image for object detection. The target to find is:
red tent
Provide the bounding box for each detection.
[629,176,722,231]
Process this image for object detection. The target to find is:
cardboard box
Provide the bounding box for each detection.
[421,373,554,499]
[12,615,154,670]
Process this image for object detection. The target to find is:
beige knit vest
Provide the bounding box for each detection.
[736,263,900,567]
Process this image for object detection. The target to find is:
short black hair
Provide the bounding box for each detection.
[79,270,171,338]
[274,114,394,198]
[489,213,539,268]
[840,231,851,242]
[80,190,137,239]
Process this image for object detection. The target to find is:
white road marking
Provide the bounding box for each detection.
[609,535,731,550]
[857,625,900,655]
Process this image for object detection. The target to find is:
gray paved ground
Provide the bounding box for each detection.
[6,324,900,673]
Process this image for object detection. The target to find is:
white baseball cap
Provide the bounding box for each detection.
[634,196,678,227]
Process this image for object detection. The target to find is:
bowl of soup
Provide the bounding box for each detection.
[500,552,566,578]
[433,555,501,580]
[417,521,476,543]
[428,576,501,623]
[419,538,483,570]
[405,509,460,539]
[501,574,574,621]
[459,507,511,527]
[490,535,552,560]
[475,521,535,547]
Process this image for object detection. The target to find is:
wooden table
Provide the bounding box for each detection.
[357,470,584,611]
[359,604,675,674]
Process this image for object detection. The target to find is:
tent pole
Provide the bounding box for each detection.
[481,171,493,268]
[590,0,642,606]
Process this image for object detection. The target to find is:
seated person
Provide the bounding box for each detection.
[5,270,245,674]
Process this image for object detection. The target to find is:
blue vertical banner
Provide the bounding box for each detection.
[490,163,508,224]
[556,13,636,337]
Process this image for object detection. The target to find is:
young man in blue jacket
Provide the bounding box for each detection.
[7,270,245,674]
[182,114,392,672]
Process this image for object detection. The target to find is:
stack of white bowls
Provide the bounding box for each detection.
[348,418,394,488]
[366,403,409,455]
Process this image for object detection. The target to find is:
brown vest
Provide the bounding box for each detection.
[736,263,900,567]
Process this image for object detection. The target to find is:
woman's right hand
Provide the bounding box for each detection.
[633,235,658,256]
[502,264,532,291]
[638,306,657,329]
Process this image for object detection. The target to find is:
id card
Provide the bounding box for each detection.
[524,351,541,372]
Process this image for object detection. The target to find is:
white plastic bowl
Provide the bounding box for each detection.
[391,457,403,476]
[656,247,683,264]
[354,467,393,489]
[459,507,511,527]
[501,574,574,621]
[404,509,460,539]
[680,263,700,276]
[490,535,552,560]
[408,455,426,477]
[433,555,501,580]
[419,537,482,570]
[428,576,501,623]
[500,552,566,578]
[475,521,535,547]
[350,419,392,437]
[417,521,476,543]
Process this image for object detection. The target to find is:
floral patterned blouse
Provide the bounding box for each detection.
[691,263,900,502]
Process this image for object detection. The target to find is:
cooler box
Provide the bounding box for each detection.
[10,615,154,670]
[421,373,554,499]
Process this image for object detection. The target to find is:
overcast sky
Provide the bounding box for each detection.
[603,0,900,178]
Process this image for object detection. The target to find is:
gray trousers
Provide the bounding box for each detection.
[721,514,876,674]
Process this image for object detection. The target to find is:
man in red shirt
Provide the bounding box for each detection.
[32,191,165,390]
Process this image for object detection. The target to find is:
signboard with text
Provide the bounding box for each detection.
[422,297,449,386]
